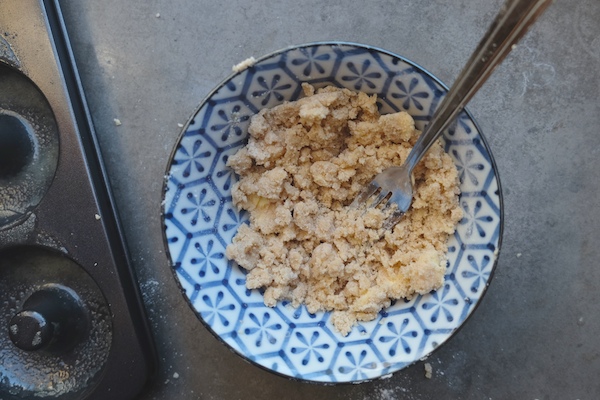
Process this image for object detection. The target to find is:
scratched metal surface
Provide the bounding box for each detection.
[58,0,600,398]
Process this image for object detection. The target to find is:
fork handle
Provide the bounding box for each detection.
[404,0,552,172]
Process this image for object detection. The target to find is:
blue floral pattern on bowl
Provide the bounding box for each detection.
[162,42,503,383]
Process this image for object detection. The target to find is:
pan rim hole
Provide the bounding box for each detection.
[0,111,36,180]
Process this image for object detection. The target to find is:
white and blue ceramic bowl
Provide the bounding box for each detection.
[162,42,503,383]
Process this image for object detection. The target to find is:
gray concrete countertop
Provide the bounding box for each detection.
[58,0,600,398]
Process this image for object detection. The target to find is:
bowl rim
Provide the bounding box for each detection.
[160,40,504,384]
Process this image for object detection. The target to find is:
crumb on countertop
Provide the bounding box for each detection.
[424,362,433,379]
[232,56,256,73]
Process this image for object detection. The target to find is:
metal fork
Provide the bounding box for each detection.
[351,0,552,229]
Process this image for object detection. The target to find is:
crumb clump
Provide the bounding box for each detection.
[424,362,433,379]
[225,84,462,335]
[232,56,256,72]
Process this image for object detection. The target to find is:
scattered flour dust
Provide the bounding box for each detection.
[139,279,161,307]
[368,387,410,400]
[226,84,462,335]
